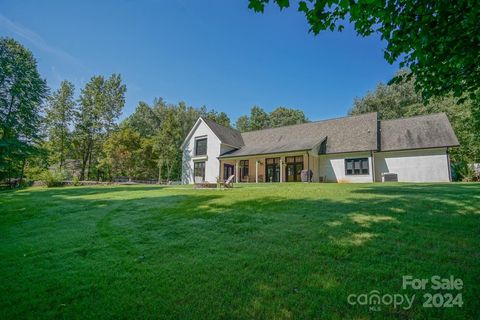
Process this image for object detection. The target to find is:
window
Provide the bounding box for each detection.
[195,138,207,156]
[345,158,369,175]
[194,161,205,181]
[240,160,249,181]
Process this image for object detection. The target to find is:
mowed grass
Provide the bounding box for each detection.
[0,183,479,319]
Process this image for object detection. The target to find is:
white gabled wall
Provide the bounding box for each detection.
[374,148,450,182]
[318,152,373,183]
[181,119,222,184]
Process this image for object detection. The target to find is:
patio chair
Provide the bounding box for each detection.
[220,175,235,188]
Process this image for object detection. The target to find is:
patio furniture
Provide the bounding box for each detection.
[219,175,235,188]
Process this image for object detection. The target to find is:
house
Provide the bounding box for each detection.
[181,112,459,184]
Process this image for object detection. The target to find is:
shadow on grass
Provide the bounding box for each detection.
[0,183,479,319]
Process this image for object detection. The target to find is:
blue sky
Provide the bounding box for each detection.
[1,0,399,123]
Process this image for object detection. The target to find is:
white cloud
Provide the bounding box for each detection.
[0,14,79,65]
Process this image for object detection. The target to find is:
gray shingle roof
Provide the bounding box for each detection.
[202,118,244,148]
[220,113,378,158]
[380,113,459,151]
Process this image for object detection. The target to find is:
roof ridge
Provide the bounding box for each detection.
[240,112,378,135]
[380,112,446,122]
[200,117,242,134]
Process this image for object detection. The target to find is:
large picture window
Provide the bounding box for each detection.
[194,161,205,181]
[345,158,369,175]
[195,138,207,156]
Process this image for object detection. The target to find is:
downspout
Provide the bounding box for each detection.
[446,148,452,182]
[218,157,222,181]
[371,150,376,183]
[307,151,310,182]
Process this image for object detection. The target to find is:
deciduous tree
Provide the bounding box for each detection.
[74,74,126,180]
[248,0,480,101]
[101,127,141,181]
[45,80,75,169]
[0,37,48,184]
[269,107,308,127]
[349,71,480,168]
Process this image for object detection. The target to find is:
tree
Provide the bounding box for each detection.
[269,107,308,127]
[101,127,141,181]
[213,112,231,127]
[153,109,182,182]
[349,71,480,167]
[349,70,423,119]
[235,115,250,132]
[123,101,160,138]
[74,74,126,180]
[45,80,75,169]
[235,105,308,131]
[249,106,269,131]
[248,0,480,101]
[0,37,48,185]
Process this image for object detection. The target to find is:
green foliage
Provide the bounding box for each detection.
[235,115,250,132]
[452,163,477,182]
[45,80,76,169]
[200,108,232,127]
[72,175,80,186]
[121,99,228,181]
[349,70,480,174]
[40,170,66,187]
[100,127,142,181]
[0,37,48,184]
[235,105,308,132]
[153,109,183,181]
[74,74,126,180]
[122,101,161,138]
[249,106,270,131]
[269,106,308,127]
[248,0,480,101]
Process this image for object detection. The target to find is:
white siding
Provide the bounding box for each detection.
[374,148,450,182]
[182,120,222,184]
[318,152,373,183]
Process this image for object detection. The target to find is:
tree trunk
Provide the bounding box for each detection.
[19,157,26,186]
[79,141,89,180]
[87,150,92,180]
[7,160,11,189]
[59,128,65,170]
[166,161,172,182]
[157,159,163,184]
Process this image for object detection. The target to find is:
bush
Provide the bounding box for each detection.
[18,179,33,188]
[72,176,80,186]
[40,170,66,188]
[453,162,479,182]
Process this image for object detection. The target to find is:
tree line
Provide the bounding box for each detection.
[0,37,309,186]
[349,70,480,180]
[1,37,478,186]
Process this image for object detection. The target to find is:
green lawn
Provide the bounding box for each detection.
[0,183,479,319]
